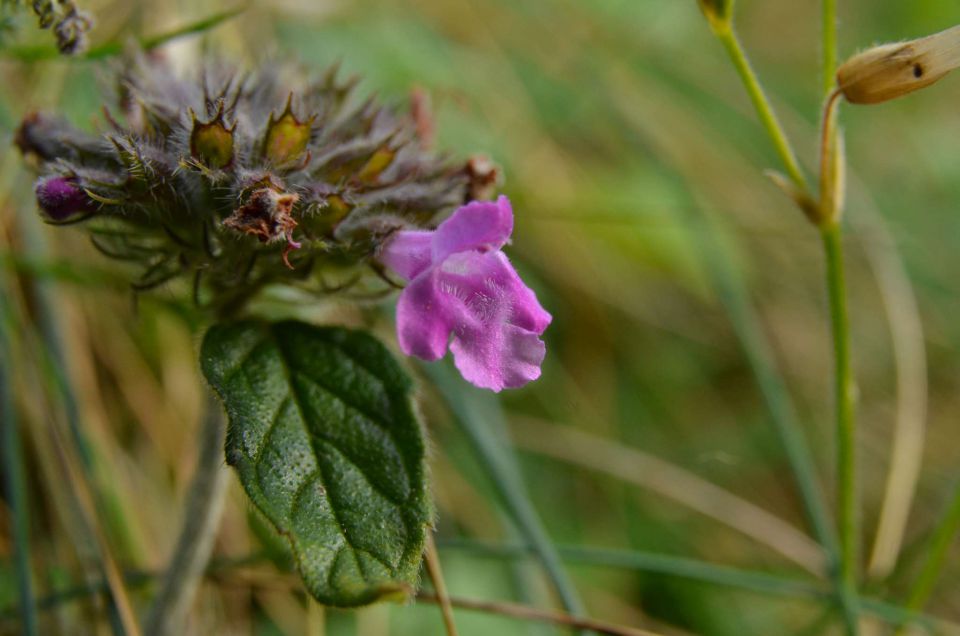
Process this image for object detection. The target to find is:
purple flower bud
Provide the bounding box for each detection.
[35,176,95,221]
[379,195,551,392]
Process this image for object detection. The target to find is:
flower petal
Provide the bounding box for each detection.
[432,195,513,262]
[450,324,545,392]
[395,267,453,360]
[436,250,549,391]
[380,230,433,280]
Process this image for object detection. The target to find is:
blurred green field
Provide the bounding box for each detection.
[3,0,960,634]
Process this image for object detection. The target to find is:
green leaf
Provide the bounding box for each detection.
[201,320,431,607]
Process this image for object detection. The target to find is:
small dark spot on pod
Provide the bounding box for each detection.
[913,64,925,78]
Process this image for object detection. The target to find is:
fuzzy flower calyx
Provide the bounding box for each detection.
[17,56,472,314]
[380,195,551,392]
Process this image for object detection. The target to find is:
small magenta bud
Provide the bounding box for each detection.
[35,176,95,221]
[262,95,315,165]
[190,107,235,169]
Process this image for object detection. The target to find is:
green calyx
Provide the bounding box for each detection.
[263,94,316,166]
[190,104,235,169]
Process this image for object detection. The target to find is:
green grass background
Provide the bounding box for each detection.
[2,0,960,634]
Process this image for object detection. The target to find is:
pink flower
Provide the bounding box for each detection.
[380,195,551,392]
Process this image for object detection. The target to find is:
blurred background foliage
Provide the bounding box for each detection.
[2,0,960,634]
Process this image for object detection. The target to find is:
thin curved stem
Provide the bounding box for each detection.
[143,394,229,636]
[818,89,844,225]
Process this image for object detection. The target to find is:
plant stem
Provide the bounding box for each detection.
[143,394,229,636]
[0,308,38,636]
[821,222,859,635]
[897,480,960,632]
[715,26,807,190]
[424,533,459,636]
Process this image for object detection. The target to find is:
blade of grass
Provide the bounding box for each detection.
[509,416,826,574]
[0,299,38,636]
[853,188,928,581]
[436,539,954,633]
[423,362,589,626]
[895,479,960,634]
[440,538,825,601]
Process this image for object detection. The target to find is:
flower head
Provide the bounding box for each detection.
[380,195,551,392]
[17,56,471,314]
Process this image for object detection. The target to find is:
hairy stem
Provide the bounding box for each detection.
[143,395,229,636]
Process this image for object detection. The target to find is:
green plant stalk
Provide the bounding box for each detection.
[424,363,588,626]
[715,26,808,190]
[822,222,859,635]
[819,3,859,630]
[822,0,838,97]
[0,304,38,636]
[898,480,960,631]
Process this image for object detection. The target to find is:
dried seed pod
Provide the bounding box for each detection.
[836,25,960,104]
